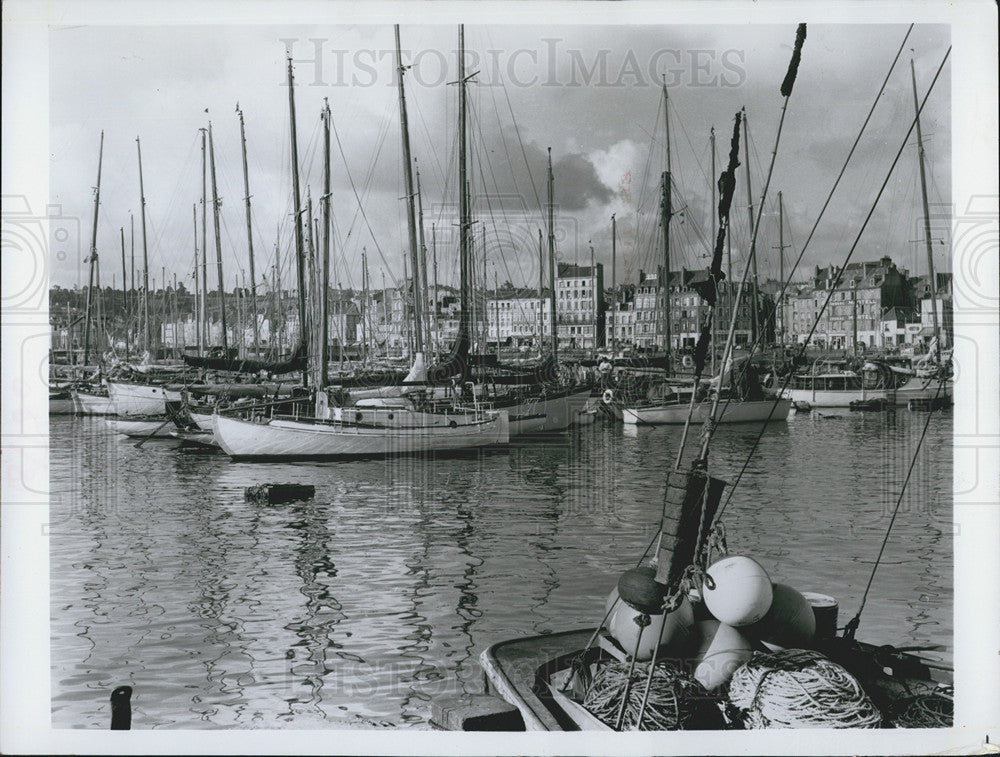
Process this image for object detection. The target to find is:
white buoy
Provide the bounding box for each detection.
[692,619,754,691]
[703,556,773,627]
[744,583,816,650]
[605,587,695,662]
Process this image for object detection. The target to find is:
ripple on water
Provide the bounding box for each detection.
[50,411,952,727]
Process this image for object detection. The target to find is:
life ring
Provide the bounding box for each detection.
[602,388,614,405]
[682,355,694,369]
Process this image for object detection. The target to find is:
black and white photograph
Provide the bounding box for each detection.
[1,1,997,754]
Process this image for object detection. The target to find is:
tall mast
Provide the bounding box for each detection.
[710,126,718,372]
[130,213,135,337]
[192,204,200,355]
[910,59,940,362]
[403,252,412,358]
[547,148,557,363]
[432,223,439,354]
[320,100,332,386]
[136,136,151,353]
[660,172,672,371]
[305,190,318,379]
[661,77,673,371]
[275,236,283,353]
[416,163,431,353]
[83,131,103,366]
[611,214,617,355]
[776,191,787,342]
[172,272,179,357]
[237,105,261,358]
[207,122,228,352]
[286,56,308,379]
[741,107,760,344]
[395,25,424,356]
[481,225,488,354]
[199,128,209,351]
[457,25,471,382]
[538,228,544,353]
[494,270,501,360]
[120,226,129,356]
[361,249,369,362]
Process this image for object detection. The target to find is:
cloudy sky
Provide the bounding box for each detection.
[49,22,951,295]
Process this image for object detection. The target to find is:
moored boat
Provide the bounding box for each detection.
[624,396,791,426]
[108,381,180,416]
[782,366,887,408]
[72,386,116,415]
[212,409,509,459]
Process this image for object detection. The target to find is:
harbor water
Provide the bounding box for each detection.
[50,410,952,729]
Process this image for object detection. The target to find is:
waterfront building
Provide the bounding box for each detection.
[785,256,914,350]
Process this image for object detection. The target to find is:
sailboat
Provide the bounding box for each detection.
[211,27,513,459]
[444,28,952,731]
[622,86,789,426]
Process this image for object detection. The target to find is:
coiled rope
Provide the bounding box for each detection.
[583,661,722,731]
[728,649,882,729]
[891,687,953,728]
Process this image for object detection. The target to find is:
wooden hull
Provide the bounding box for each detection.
[108,382,180,416]
[623,398,792,425]
[213,411,509,459]
[72,389,115,415]
[105,418,176,438]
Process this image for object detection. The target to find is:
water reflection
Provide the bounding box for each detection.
[50,410,952,728]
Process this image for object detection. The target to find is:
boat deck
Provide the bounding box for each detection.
[480,628,595,731]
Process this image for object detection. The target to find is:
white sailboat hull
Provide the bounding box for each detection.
[623,398,792,425]
[212,411,509,459]
[73,389,116,415]
[108,382,181,416]
[189,410,215,431]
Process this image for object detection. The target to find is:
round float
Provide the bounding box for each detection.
[703,556,773,627]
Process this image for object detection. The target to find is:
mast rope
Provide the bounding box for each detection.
[713,42,950,525]
[330,106,402,290]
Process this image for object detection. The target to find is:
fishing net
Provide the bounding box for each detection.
[889,687,953,728]
[582,660,724,730]
[727,649,882,728]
